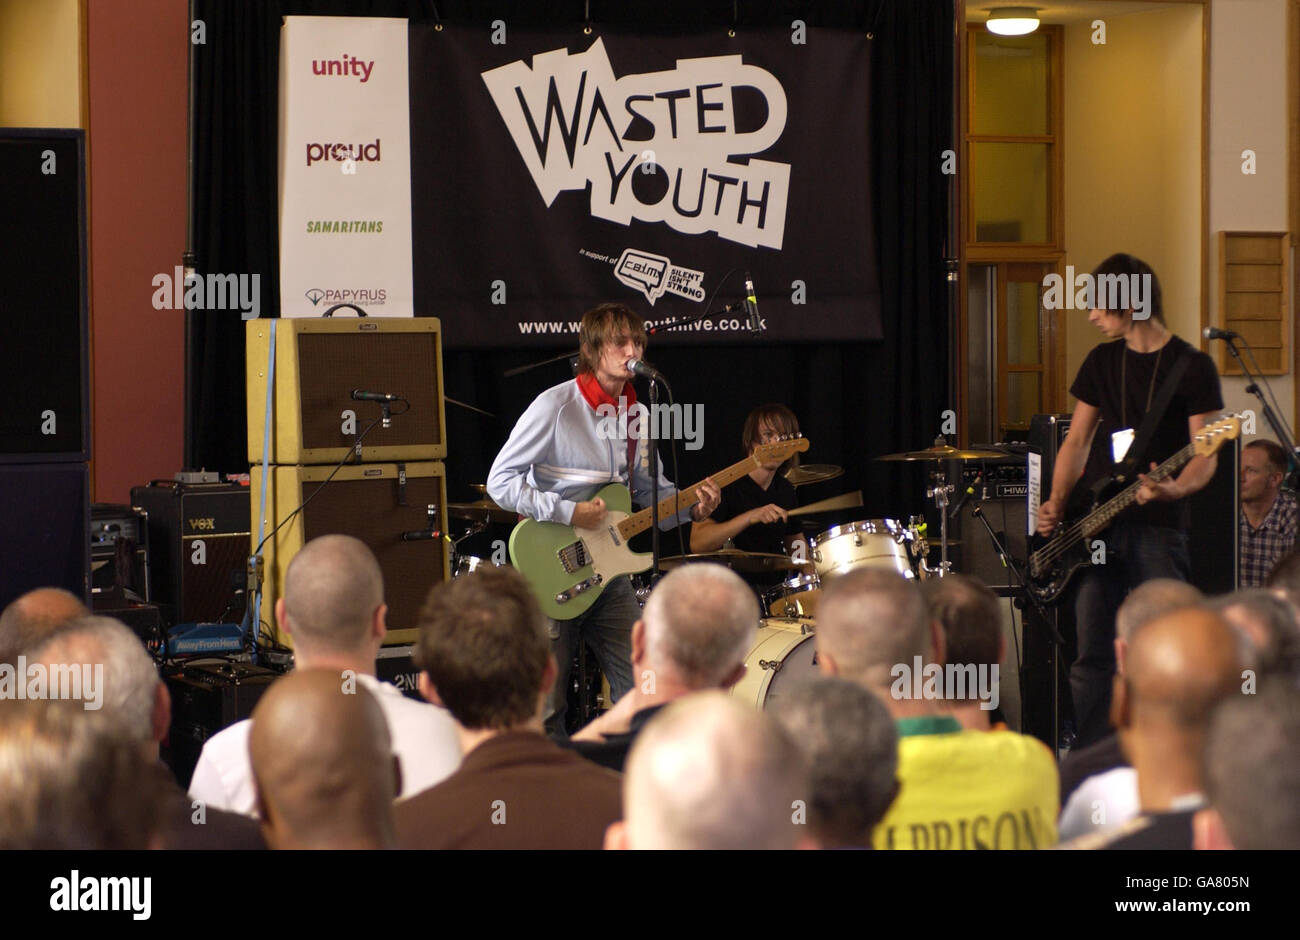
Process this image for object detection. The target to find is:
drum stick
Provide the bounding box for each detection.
[787,491,864,516]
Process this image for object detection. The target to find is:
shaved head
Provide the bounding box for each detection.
[1116,579,1203,642]
[642,563,757,687]
[815,569,932,689]
[282,535,384,655]
[0,587,88,664]
[620,692,807,850]
[250,670,395,849]
[1123,608,1240,731]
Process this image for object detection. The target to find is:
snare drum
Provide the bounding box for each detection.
[810,518,916,581]
[762,572,822,618]
[730,620,819,710]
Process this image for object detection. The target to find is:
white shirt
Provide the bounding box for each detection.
[187,673,462,817]
[1058,766,1140,841]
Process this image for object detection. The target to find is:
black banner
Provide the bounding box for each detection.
[410,26,879,347]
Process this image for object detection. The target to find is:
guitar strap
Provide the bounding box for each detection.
[1102,342,1193,493]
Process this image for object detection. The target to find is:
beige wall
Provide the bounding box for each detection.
[1209,0,1294,440]
[1062,4,1203,392]
[0,0,82,127]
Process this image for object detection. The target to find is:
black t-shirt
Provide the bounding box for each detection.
[713,472,798,554]
[1069,334,1223,529]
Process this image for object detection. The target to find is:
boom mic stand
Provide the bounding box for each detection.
[1221,334,1300,483]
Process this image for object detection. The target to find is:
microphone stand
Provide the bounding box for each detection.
[1222,335,1300,480]
[648,300,747,335]
[966,487,1065,756]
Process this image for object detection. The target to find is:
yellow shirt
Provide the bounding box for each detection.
[873,716,1060,850]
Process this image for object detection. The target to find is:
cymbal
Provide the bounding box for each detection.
[657,550,812,575]
[875,445,1004,462]
[447,499,517,525]
[468,483,489,496]
[785,464,843,486]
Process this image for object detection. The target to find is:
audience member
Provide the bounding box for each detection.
[250,670,397,850]
[1264,545,1300,611]
[1209,588,1300,679]
[1194,680,1300,850]
[396,566,622,849]
[921,574,1007,730]
[568,563,756,770]
[189,535,460,815]
[815,568,1058,849]
[29,615,264,849]
[0,700,168,849]
[1074,607,1240,849]
[1239,439,1298,587]
[771,677,899,848]
[1058,579,1203,836]
[605,691,811,850]
[0,586,88,665]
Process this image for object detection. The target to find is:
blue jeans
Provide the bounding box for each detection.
[1069,522,1191,747]
[544,575,639,739]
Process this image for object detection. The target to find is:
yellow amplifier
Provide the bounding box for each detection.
[246,317,447,465]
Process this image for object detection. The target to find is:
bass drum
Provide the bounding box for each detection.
[730,619,819,710]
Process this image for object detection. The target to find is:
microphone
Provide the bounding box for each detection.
[626,358,664,381]
[403,504,442,541]
[948,470,985,520]
[743,272,761,335]
[1203,327,1239,341]
[351,389,402,402]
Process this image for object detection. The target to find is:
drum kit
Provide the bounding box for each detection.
[444,438,1007,710]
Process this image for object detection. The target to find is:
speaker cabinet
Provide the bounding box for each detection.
[130,482,251,626]
[251,462,449,646]
[0,130,89,462]
[0,462,89,611]
[246,318,447,465]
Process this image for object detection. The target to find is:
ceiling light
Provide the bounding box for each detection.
[986,7,1040,36]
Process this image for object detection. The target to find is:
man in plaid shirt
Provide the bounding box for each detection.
[1240,439,1299,587]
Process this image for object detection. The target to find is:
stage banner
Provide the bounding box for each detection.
[278,16,413,317]
[409,27,879,347]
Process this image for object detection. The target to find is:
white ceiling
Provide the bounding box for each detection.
[967,2,1197,26]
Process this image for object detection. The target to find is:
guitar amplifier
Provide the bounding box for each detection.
[250,462,449,647]
[246,318,447,465]
[130,481,250,627]
[163,660,281,789]
[90,503,151,602]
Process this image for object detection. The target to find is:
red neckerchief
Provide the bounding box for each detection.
[576,373,638,478]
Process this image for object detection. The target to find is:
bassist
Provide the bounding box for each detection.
[1035,254,1223,749]
[487,303,721,738]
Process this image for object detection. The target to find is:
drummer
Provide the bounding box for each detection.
[690,404,804,556]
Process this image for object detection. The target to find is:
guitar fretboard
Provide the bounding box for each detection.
[1076,441,1196,538]
[618,453,769,538]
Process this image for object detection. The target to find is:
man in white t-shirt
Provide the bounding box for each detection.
[189,535,461,816]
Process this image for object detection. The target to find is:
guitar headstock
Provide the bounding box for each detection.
[754,435,810,464]
[1193,413,1243,457]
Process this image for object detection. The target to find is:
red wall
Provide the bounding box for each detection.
[86,0,188,502]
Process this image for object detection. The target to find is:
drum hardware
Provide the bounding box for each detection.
[925,470,954,578]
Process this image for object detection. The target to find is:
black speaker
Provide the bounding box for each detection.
[0,130,89,462]
[130,481,250,626]
[1188,434,1240,593]
[0,462,89,610]
[163,661,279,789]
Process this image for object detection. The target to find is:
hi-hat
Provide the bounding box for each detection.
[785,464,843,486]
[875,445,1003,462]
[447,499,517,525]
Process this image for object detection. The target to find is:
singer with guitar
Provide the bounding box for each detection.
[487,302,721,738]
[1034,254,1223,749]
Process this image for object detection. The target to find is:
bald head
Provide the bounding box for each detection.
[281,535,384,655]
[1123,608,1240,731]
[815,569,934,689]
[617,692,807,850]
[250,670,395,849]
[1116,579,1203,643]
[0,587,88,664]
[641,564,757,687]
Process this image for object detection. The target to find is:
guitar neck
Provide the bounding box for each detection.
[618,454,767,538]
[1078,441,1196,537]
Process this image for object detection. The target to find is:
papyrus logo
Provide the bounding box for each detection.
[482,38,790,248]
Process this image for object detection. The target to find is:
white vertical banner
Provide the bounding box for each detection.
[279,16,412,317]
[1027,452,1042,535]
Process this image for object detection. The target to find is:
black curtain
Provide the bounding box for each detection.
[191,0,951,533]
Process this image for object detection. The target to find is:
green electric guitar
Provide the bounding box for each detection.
[510,436,811,619]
